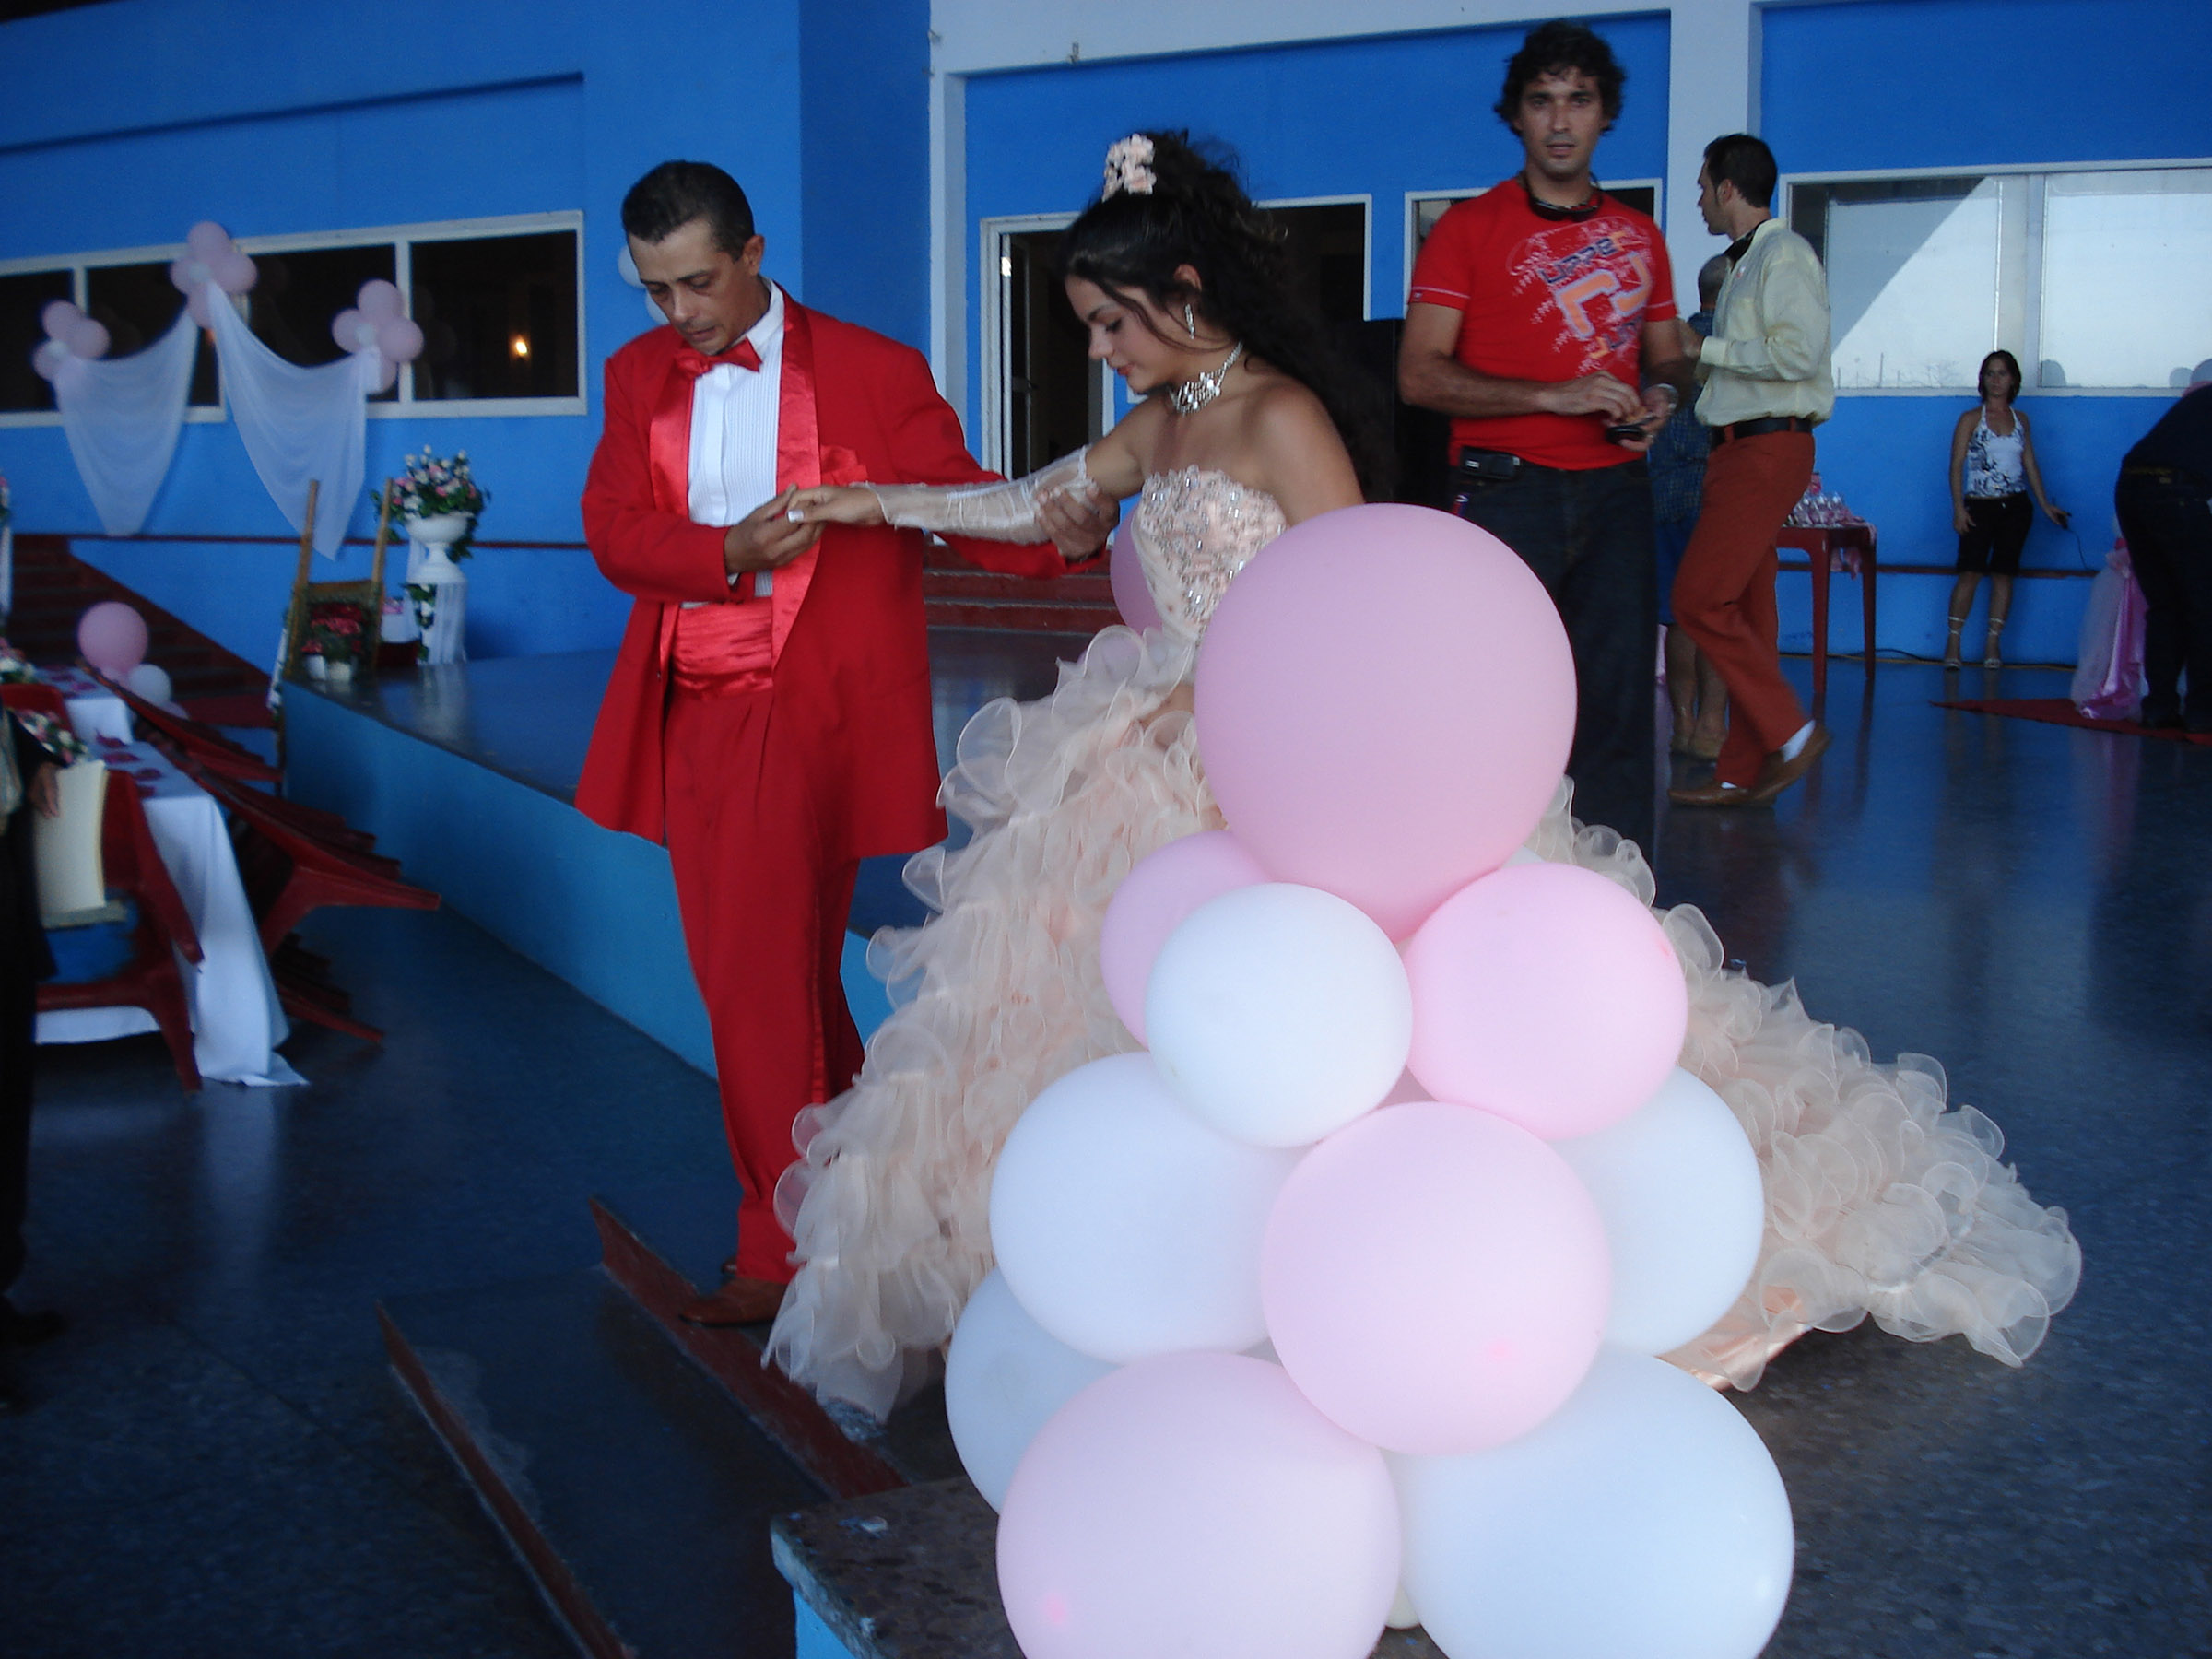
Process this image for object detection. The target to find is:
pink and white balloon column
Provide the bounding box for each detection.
[964,506,1791,1659]
[167,220,258,326]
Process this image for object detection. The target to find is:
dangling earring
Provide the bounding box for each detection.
[1183,303,1197,340]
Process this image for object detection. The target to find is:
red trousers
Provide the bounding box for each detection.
[1673,432,1816,790]
[663,687,864,1282]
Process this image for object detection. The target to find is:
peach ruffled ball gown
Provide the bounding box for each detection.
[764,465,2081,1420]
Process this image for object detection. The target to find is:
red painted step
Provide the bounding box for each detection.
[921,547,1122,635]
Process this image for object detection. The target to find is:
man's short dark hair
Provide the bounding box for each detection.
[1495,20,1626,126]
[622,161,757,256]
[1702,134,1779,211]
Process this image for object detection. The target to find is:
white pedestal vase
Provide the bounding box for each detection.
[404,512,472,665]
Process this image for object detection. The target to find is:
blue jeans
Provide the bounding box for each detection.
[1455,457,1657,854]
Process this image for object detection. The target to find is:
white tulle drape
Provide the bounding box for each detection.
[49,311,199,537]
[204,291,379,557]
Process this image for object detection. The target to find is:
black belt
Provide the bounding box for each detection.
[1709,416,1813,448]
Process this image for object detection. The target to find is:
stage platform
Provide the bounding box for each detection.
[284,633,1091,1074]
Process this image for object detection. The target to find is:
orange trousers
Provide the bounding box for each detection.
[663,687,864,1282]
[1672,432,1816,790]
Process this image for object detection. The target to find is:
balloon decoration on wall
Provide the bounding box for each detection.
[330,279,425,392]
[167,220,258,327]
[76,601,149,680]
[29,300,112,390]
[971,504,1792,1659]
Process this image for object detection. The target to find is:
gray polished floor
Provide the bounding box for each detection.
[3,649,2206,1657]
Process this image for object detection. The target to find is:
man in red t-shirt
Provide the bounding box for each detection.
[1399,18,1690,856]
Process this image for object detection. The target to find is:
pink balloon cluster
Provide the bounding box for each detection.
[167,221,258,328]
[77,600,149,679]
[979,505,1788,1659]
[330,279,424,393]
[29,300,111,387]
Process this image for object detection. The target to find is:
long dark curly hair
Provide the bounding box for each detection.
[1056,131,1393,502]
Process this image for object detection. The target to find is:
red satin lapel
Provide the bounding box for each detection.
[650,350,695,668]
[771,298,824,667]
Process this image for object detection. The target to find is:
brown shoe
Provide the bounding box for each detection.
[680,1276,788,1326]
[1746,724,1830,804]
[1666,780,1756,807]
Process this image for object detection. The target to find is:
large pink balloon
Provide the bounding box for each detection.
[1404,862,1688,1139]
[1097,830,1267,1042]
[998,1352,1400,1659]
[186,220,231,261]
[1108,520,1161,633]
[1262,1100,1610,1454]
[1194,504,1574,939]
[77,601,149,678]
[357,279,404,323]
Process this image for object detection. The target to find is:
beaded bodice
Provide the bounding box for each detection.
[1131,467,1288,647]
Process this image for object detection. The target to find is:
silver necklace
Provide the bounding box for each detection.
[1166,341,1245,415]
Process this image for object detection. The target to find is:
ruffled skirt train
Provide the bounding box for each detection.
[766,626,2082,1418]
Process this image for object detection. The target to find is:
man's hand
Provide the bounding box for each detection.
[1539,371,1644,424]
[1038,484,1118,563]
[2043,503,2072,529]
[1610,384,1677,453]
[29,763,61,818]
[724,488,824,579]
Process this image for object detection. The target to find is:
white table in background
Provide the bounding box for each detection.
[37,739,301,1087]
[39,664,133,746]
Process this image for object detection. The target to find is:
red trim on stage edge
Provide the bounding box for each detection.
[589,1199,907,1500]
[1933,697,2212,746]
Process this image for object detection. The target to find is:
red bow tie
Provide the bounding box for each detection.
[675,336,764,377]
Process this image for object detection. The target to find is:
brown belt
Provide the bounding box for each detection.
[1710,416,1813,448]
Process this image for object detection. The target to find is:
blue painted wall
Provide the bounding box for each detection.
[1762,0,2212,662]
[0,0,926,663]
[962,16,1674,436]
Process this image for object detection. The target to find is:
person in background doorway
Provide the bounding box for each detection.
[1945,349,2069,668]
[1653,255,1731,758]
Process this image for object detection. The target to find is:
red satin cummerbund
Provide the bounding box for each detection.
[670,599,774,696]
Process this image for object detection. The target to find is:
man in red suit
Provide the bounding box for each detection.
[578,162,1106,1324]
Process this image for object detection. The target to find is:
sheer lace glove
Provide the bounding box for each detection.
[865,448,1101,544]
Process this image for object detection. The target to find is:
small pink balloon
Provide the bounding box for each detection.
[41,300,82,339]
[1404,862,1688,1139]
[186,220,231,260]
[1108,520,1161,633]
[1262,1100,1610,1454]
[31,340,69,382]
[77,601,150,678]
[63,316,109,359]
[357,279,404,322]
[1194,504,1575,939]
[1097,830,1268,1042]
[998,1352,1400,1659]
[331,309,366,353]
[213,250,257,294]
[375,316,424,363]
[169,256,211,296]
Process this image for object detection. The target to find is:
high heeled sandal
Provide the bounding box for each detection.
[1983,620,2006,669]
[1943,614,1966,669]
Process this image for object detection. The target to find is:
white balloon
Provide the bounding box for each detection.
[945,1270,1116,1511]
[124,664,173,705]
[1552,1068,1765,1355]
[1394,1348,1793,1659]
[1146,883,1412,1148]
[990,1053,1301,1363]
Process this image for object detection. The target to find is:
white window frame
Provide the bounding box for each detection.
[1782,156,2212,396]
[0,209,586,429]
[1402,179,1664,303]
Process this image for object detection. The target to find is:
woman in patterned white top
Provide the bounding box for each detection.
[1946,349,2070,667]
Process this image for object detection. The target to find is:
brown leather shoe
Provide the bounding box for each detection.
[679,1277,788,1325]
[1666,779,1755,807]
[1746,724,1831,804]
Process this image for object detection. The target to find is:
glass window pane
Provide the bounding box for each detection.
[0,268,74,414]
[2041,169,2212,390]
[1799,176,1998,389]
[410,230,579,401]
[1271,203,1368,324]
[86,262,219,406]
[249,244,398,400]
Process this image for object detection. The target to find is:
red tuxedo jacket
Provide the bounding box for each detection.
[576,300,1081,857]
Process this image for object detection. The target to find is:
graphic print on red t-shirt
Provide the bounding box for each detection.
[1408,182,1677,471]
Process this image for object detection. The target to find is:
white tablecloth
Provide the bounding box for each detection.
[37,739,302,1087]
[40,665,133,746]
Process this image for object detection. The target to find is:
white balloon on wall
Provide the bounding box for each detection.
[1552,1068,1767,1356]
[1393,1347,1794,1659]
[945,1269,1116,1512]
[1146,882,1412,1148]
[989,1052,1302,1363]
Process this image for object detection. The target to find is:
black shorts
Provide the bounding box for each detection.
[1958,493,2031,574]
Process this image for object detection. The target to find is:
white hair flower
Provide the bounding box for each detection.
[1102,135,1157,199]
